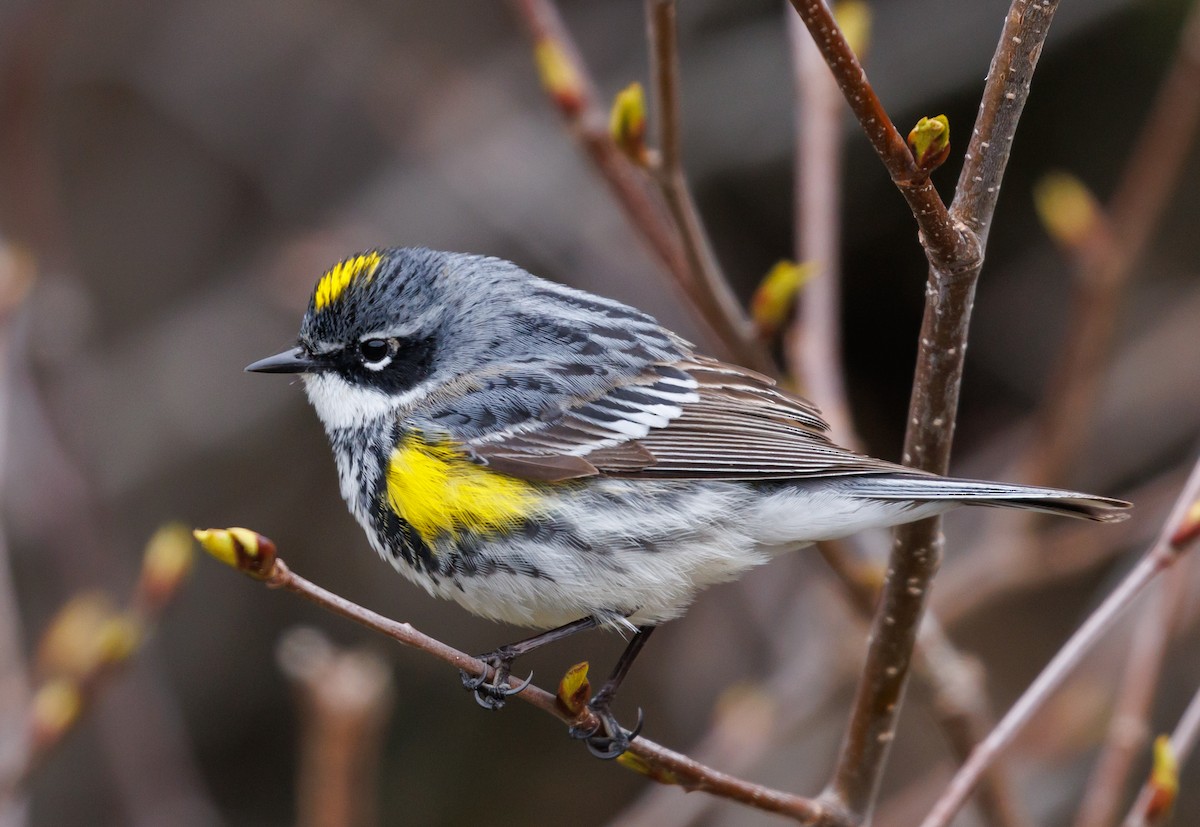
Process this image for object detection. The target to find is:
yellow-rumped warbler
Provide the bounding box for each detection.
[247,247,1129,756]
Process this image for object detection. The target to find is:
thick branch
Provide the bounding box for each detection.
[789,1,1062,820]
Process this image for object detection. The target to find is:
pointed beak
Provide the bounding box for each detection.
[245,347,322,374]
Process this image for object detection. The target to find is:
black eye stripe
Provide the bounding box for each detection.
[338,336,437,395]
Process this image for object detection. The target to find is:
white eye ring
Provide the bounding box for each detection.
[358,338,394,371]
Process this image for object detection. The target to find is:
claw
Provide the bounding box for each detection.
[460,668,488,692]
[474,687,508,710]
[567,718,601,741]
[462,660,533,710]
[571,702,644,759]
[507,670,535,695]
[584,735,629,760]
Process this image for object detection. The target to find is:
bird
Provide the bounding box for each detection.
[246,247,1130,757]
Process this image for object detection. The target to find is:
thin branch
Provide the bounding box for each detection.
[0,527,194,807]
[920,454,1200,827]
[1024,0,1200,487]
[510,0,773,372]
[1073,570,1190,827]
[278,628,394,827]
[785,10,857,447]
[202,539,836,824]
[915,620,1031,827]
[786,1,978,276]
[791,1,1061,820]
[645,1,753,350]
[1122,679,1200,827]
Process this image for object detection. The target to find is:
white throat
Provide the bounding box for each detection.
[302,373,399,431]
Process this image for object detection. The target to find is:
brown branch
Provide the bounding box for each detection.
[915,620,1030,827]
[1122,677,1200,827]
[644,1,755,352]
[1024,0,1200,487]
[278,628,395,827]
[785,11,857,447]
[0,527,194,807]
[784,13,1025,814]
[786,1,977,276]
[509,0,773,373]
[920,454,1200,827]
[785,1,1061,821]
[200,535,836,824]
[1073,569,1190,827]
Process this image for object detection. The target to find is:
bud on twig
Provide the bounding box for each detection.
[556,661,591,717]
[617,749,681,783]
[36,594,139,680]
[1169,499,1200,553]
[534,38,585,116]
[833,1,872,58]
[610,82,650,166]
[30,679,82,750]
[1033,172,1103,251]
[193,527,278,580]
[1144,734,1179,821]
[137,523,195,611]
[907,115,951,171]
[751,259,816,338]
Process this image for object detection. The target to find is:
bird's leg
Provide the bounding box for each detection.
[569,625,656,759]
[461,615,600,709]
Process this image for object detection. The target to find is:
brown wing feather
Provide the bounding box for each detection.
[467,357,911,482]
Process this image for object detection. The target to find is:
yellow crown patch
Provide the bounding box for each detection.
[313,252,383,311]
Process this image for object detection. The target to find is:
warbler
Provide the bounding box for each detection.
[247,247,1129,756]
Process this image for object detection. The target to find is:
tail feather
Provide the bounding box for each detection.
[843,474,1131,523]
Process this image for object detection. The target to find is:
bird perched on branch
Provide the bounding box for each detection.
[247,247,1129,757]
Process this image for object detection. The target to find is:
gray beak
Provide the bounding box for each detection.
[245,347,322,374]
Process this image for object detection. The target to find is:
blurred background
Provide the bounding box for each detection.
[1,0,1198,825]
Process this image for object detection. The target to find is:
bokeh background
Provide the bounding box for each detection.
[1,0,1199,825]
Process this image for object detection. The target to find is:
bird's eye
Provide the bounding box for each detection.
[358,338,393,368]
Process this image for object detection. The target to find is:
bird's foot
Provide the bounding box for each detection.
[568,696,644,759]
[460,649,534,710]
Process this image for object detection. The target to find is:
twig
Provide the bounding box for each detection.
[916,619,1030,827]
[644,1,753,350]
[1073,569,1190,827]
[198,532,836,824]
[0,527,194,807]
[920,453,1200,827]
[790,1,1061,820]
[1122,679,1200,827]
[1025,0,1200,487]
[786,1,977,275]
[278,628,394,827]
[0,246,33,826]
[509,0,772,372]
[785,10,856,447]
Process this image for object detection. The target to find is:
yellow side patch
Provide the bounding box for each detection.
[385,434,541,545]
[313,252,382,311]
